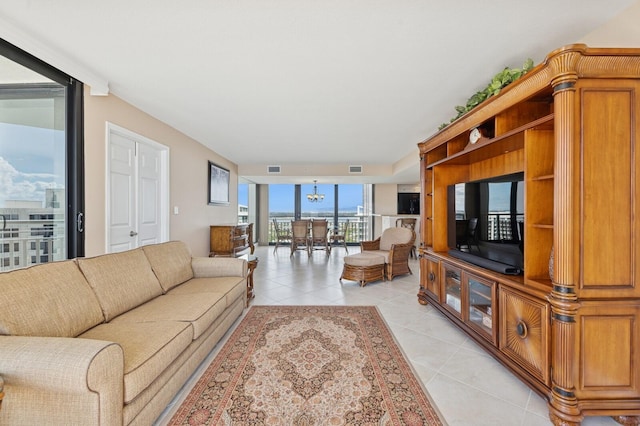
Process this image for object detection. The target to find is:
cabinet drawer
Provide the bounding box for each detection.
[233,236,249,249]
[233,225,248,237]
[499,287,550,385]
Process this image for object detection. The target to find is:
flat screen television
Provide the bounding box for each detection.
[397,192,420,215]
[447,172,524,275]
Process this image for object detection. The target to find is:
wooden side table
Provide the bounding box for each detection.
[0,375,4,411]
[239,254,258,305]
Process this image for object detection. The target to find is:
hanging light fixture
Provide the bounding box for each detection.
[306,180,325,202]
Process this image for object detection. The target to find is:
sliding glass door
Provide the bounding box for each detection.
[0,39,83,271]
[267,183,372,245]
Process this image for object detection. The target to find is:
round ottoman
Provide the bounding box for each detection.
[340,252,386,287]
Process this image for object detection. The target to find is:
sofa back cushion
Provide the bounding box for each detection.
[77,248,163,321]
[379,227,414,251]
[142,241,194,292]
[0,260,104,337]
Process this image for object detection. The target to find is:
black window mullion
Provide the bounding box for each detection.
[66,78,84,258]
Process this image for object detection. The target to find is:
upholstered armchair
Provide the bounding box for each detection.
[361,227,415,280]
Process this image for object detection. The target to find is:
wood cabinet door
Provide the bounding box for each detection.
[441,262,463,318]
[574,302,640,400]
[422,255,440,300]
[466,273,497,344]
[575,80,640,299]
[499,286,550,386]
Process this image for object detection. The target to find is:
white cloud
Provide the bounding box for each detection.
[0,156,62,206]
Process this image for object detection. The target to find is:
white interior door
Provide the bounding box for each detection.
[107,124,169,253]
[137,143,162,246]
[108,133,136,252]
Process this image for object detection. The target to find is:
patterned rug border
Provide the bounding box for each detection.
[169,305,446,425]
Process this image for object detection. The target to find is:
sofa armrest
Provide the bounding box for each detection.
[192,256,247,278]
[389,242,414,259]
[361,238,381,251]
[0,336,124,426]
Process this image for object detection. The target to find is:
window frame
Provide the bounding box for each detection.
[0,38,85,259]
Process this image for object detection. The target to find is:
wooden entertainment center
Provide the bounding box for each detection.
[417,45,640,425]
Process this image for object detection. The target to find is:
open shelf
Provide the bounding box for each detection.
[425,114,553,168]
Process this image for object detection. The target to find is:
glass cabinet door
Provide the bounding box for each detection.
[442,263,462,316]
[466,274,496,342]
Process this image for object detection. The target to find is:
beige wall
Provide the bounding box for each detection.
[373,184,399,239]
[580,1,640,47]
[83,87,238,257]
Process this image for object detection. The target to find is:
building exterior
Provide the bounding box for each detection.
[0,188,65,271]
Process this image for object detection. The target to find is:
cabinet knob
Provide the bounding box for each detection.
[429,272,436,282]
[516,321,528,338]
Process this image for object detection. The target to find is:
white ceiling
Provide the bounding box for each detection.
[1,1,638,184]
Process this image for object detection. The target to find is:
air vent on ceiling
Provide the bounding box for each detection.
[349,165,363,174]
[267,165,281,174]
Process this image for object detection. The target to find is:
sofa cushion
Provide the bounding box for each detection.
[0,260,104,337]
[77,249,163,321]
[142,241,194,293]
[379,227,413,251]
[79,320,192,404]
[110,293,228,340]
[167,276,246,308]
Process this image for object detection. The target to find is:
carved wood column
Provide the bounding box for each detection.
[417,153,428,305]
[548,49,582,426]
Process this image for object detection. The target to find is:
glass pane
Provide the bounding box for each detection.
[238,183,248,224]
[0,56,66,271]
[443,265,462,314]
[337,184,363,244]
[269,184,294,243]
[468,277,493,335]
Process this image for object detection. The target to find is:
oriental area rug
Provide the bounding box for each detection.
[169,305,444,426]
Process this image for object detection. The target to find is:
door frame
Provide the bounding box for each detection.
[105,122,170,252]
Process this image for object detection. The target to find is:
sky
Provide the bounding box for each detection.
[0,122,65,207]
[239,183,364,213]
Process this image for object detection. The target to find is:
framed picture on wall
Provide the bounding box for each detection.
[208,161,230,205]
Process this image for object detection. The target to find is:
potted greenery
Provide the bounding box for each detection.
[439,58,534,130]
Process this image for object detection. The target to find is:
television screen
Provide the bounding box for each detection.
[448,172,524,273]
[397,193,420,215]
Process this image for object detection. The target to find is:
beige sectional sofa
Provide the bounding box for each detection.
[0,241,247,425]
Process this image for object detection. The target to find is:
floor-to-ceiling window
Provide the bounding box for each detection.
[238,183,249,224]
[336,183,367,244]
[0,39,83,271]
[268,184,295,241]
[268,183,372,245]
[301,182,333,220]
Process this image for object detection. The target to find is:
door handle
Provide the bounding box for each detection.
[130,231,138,237]
[76,212,84,233]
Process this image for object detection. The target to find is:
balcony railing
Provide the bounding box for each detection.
[269,214,371,245]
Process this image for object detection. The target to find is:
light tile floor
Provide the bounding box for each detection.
[155,245,620,426]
